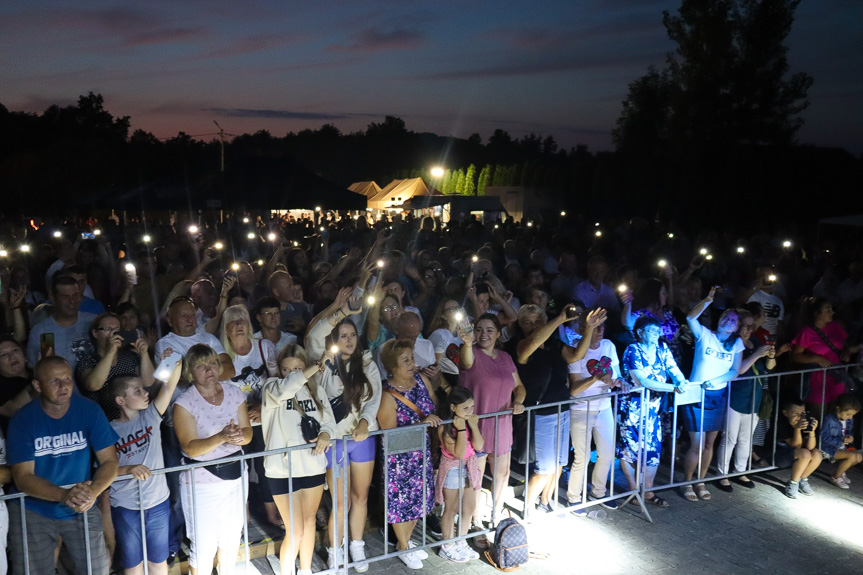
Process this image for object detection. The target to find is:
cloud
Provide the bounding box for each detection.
[329,27,424,53]
[416,50,666,80]
[203,108,348,121]
[200,33,311,59]
[43,7,207,48]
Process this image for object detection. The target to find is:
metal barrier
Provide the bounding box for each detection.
[650,363,861,497]
[2,363,858,574]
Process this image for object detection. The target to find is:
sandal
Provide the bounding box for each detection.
[696,484,711,501]
[647,495,669,508]
[682,486,698,502]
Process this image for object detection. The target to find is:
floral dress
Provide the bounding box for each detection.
[383,374,435,524]
[633,307,680,362]
[616,342,678,467]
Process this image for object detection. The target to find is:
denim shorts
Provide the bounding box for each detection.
[441,464,474,490]
[533,411,571,475]
[111,499,170,568]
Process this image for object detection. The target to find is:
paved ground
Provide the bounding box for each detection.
[238,462,863,575]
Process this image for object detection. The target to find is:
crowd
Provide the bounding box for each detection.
[0,210,862,575]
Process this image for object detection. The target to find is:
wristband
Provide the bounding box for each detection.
[454,427,466,432]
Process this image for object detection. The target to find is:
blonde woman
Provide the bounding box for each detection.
[174,344,252,575]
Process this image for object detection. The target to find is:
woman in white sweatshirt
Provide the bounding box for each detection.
[305,295,381,572]
[262,344,336,575]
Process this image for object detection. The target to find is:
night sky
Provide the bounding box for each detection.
[2,0,861,153]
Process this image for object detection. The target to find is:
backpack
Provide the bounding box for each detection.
[484,517,528,571]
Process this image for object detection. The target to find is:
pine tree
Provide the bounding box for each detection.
[455,170,466,195]
[477,164,492,195]
[464,164,477,196]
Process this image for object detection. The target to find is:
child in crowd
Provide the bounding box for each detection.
[776,397,822,499]
[820,393,862,489]
[436,386,483,564]
[109,361,182,575]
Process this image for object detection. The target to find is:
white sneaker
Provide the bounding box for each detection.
[297,570,312,575]
[327,546,344,569]
[439,542,469,563]
[830,475,851,490]
[349,540,369,573]
[407,540,429,560]
[399,550,423,570]
[841,472,851,484]
[456,539,480,561]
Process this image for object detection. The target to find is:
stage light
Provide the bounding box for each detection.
[188,225,198,234]
[143,235,151,243]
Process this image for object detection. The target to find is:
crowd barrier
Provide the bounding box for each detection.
[1,363,858,574]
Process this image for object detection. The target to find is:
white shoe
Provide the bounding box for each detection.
[456,539,480,561]
[830,475,851,490]
[841,472,851,484]
[350,540,369,573]
[399,550,423,570]
[408,540,429,560]
[327,546,344,569]
[297,570,312,575]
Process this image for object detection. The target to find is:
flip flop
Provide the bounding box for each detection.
[682,486,698,502]
[696,484,711,500]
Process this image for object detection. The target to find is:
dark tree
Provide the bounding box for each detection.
[614,0,812,151]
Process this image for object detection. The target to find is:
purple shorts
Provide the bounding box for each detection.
[326,436,376,468]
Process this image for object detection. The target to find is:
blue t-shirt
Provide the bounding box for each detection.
[7,394,119,519]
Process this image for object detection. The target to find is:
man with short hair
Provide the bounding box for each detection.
[26,275,96,372]
[190,278,219,329]
[7,356,119,575]
[267,270,311,334]
[57,264,106,314]
[253,296,298,353]
[375,312,438,381]
[573,256,620,314]
[154,297,234,377]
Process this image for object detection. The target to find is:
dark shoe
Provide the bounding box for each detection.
[715,481,733,493]
[167,551,177,566]
[588,493,620,510]
[426,513,442,538]
[536,501,555,513]
[733,477,756,489]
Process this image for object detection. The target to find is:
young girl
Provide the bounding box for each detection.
[435,386,483,563]
[262,344,336,575]
[820,393,862,489]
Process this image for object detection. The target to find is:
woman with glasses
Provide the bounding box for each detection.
[425,299,465,393]
[617,316,689,508]
[173,343,252,575]
[367,287,402,358]
[716,309,780,492]
[76,312,154,421]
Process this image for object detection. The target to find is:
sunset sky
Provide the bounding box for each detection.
[2,0,860,152]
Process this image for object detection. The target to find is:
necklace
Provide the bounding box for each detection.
[390,377,415,392]
[199,385,222,404]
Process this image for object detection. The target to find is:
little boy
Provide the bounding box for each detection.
[820,393,862,489]
[776,397,822,499]
[109,362,181,575]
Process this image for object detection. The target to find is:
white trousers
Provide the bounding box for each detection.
[567,407,614,503]
[717,409,759,474]
[180,476,247,570]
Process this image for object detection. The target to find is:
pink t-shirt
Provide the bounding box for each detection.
[458,348,517,456]
[792,322,848,404]
[174,383,246,484]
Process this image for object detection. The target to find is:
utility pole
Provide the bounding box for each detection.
[213,120,225,172]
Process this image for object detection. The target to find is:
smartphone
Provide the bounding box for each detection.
[81,232,95,240]
[565,305,579,320]
[40,333,55,357]
[154,352,183,381]
[118,330,139,347]
[348,298,361,312]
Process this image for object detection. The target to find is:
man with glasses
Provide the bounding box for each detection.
[7,356,119,575]
[253,296,297,354]
[26,275,96,372]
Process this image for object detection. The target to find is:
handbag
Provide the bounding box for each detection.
[329,394,348,423]
[184,453,244,481]
[293,394,323,444]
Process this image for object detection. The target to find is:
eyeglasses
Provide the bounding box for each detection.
[168,296,195,311]
[259,310,280,317]
[95,327,120,333]
[444,307,459,314]
[382,304,400,313]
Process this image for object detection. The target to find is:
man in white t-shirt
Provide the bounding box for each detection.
[745,268,784,338]
[376,312,437,382]
[253,297,298,354]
